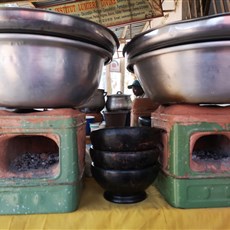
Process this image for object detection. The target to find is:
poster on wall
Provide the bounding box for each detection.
[110,59,120,72]
[34,0,163,27]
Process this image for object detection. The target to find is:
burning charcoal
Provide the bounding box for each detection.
[10,152,59,172]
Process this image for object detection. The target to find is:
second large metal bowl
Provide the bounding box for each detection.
[124,13,230,104]
[126,41,230,104]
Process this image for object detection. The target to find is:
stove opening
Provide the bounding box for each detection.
[191,134,230,172]
[0,135,59,178]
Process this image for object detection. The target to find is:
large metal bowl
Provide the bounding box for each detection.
[0,7,119,108]
[126,41,230,104]
[0,7,119,54]
[124,13,230,104]
[123,13,230,60]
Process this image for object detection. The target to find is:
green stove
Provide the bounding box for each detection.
[152,104,230,208]
[0,108,85,214]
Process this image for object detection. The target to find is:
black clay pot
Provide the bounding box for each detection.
[102,110,129,128]
[90,146,161,170]
[91,163,159,204]
[90,127,164,152]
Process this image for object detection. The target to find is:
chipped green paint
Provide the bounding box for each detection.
[19,116,82,129]
[0,184,82,214]
[155,121,230,208]
[154,171,230,208]
[0,112,84,214]
[168,122,230,177]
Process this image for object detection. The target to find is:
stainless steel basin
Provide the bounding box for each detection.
[127,41,230,104]
[124,13,230,104]
[0,7,119,108]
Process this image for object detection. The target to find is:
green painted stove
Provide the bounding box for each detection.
[152,104,230,208]
[0,108,86,214]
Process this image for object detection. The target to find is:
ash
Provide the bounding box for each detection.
[10,152,59,172]
[192,150,229,161]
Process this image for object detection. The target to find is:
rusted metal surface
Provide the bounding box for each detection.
[152,104,230,128]
[0,108,86,179]
[0,108,86,214]
[0,108,85,127]
[190,132,230,173]
[152,104,230,178]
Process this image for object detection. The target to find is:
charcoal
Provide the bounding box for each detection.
[192,150,229,160]
[10,152,59,172]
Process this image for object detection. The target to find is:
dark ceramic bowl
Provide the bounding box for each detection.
[90,146,161,170]
[91,163,159,203]
[90,127,163,152]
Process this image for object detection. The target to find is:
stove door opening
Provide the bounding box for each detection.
[191,134,230,173]
[0,135,59,178]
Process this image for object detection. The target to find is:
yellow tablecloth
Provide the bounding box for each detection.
[0,178,229,230]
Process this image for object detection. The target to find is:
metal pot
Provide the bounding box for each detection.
[123,13,230,63]
[0,7,119,108]
[126,42,230,104]
[106,91,132,111]
[124,13,230,104]
[78,89,107,113]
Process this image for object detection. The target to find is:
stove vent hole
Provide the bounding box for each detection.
[192,134,230,162]
[0,135,59,178]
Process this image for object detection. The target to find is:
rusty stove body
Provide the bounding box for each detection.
[0,108,85,214]
[152,104,230,208]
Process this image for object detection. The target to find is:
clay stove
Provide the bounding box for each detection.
[152,104,230,208]
[0,108,85,214]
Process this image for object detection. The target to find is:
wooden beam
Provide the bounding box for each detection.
[212,0,218,14]
[141,21,150,33]
[219,0,225,12]
[227,0,230,11]
[121,25,128,39]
